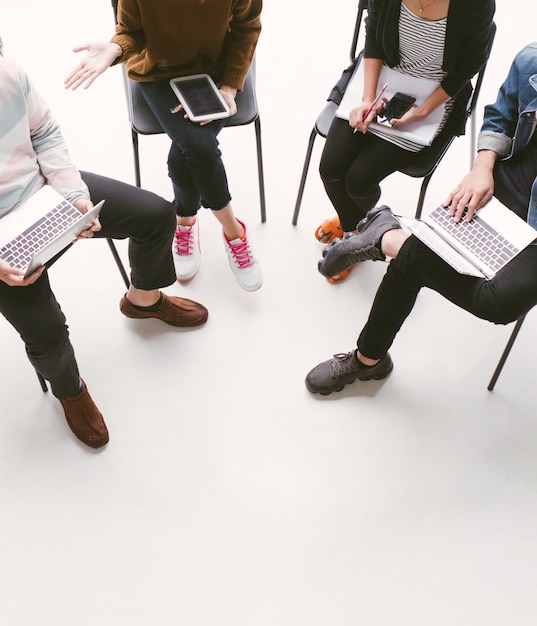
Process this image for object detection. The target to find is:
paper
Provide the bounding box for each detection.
[336,62,446,146]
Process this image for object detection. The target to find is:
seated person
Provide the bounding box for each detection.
[0,45,208,446]
[306,42,537,394]
[315,0,495,283]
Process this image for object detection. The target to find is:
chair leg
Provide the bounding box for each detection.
[132,129,141,188]
[106,239,130,289]
[36,370,48,393]
[292,128,319,225]
[254,117,267,223]
[414,173,433,219]
[487,314,526,391]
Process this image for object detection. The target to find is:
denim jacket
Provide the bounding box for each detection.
[477,43,537,227]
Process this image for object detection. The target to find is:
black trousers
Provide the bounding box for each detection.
[0,172,176,399]
[357,163,537,359]
[319,117,413,232]
[357,236,537,359]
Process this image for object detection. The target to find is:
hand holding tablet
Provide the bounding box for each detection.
[169,74,231,123]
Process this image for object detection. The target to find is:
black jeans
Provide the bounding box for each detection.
[357,234,537,360]
[319,117,413,231]
[0,172,176,399]
[139,80,231,217]
[357,158,537,359]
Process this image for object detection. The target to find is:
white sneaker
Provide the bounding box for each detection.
[223,219,263,291]
[173,219,201,282]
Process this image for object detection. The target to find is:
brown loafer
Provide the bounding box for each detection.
[59,386,109,448]
[120,292,208,328]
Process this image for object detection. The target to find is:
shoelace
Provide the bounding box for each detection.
[228,238,254,269]
[329,352,360,378]
[174,226,195,255]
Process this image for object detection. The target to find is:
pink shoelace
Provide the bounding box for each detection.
[174,226,195,256]
[228,237,254,269]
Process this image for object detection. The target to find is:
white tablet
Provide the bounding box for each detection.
[169,74,231,122]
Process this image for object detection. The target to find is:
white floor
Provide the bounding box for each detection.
[2,2,537,625]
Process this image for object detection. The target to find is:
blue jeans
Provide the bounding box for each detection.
[139,80,231,217]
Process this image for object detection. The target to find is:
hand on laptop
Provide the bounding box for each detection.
[0,259,44,287]
[74,198,102,240]
[444,150,497,222]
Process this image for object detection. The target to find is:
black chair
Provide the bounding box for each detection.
[111,0,266,223]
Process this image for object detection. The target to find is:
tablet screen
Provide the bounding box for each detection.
[170,75,229,119]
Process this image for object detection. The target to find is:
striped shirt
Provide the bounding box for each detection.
[0,57,88,218]
[368,2,454,152]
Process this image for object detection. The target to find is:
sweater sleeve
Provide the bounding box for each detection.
[25,73,89,203]
[110,0,145,63]
[220,0,262,90]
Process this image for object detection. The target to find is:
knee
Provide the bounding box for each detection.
[319,153,341,184]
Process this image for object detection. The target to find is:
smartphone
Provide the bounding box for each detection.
[378,92,416,122]
[169,74,231,123]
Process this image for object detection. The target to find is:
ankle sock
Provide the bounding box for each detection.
[131,293,163,312]
[225,227,245,241]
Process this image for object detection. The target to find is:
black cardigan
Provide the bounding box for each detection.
[363,0,496,133]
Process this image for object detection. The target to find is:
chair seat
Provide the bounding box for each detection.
[315,101,339,138]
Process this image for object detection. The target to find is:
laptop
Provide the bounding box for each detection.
[0,185,104,277]
[397,199,537,280]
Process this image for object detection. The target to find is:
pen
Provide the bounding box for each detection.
[353,82,388,133]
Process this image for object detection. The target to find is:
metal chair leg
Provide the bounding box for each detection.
[487,314,526,391]
[254,116,267,223]
[132,129,141,188]
[292,128,319,225]
[36,370,48,392]
[106,239,130,289]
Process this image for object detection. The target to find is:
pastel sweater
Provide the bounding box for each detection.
[0,57,88,218]
[111,0,262,90]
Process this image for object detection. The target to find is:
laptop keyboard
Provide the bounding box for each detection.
[429,205,518,273]
[0,200,80,270]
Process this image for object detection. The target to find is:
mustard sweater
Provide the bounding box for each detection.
[111,0,262,91]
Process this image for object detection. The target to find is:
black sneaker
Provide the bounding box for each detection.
[317,205,401,278]
[305,351,393,395]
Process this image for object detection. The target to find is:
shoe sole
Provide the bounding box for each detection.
[307,364,393,395]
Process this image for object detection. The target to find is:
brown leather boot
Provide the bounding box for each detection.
[120,292,208,327]
[59,386,109,448]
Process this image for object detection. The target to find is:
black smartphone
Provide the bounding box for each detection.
[378,92,416,122]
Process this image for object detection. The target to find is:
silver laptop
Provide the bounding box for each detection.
[398,199,537,280]
[0,185,104,277]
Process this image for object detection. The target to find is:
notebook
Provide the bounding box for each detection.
[397,200,537,280]
[336,63,445,146]
[0,185,104,277]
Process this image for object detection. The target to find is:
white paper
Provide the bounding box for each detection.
[336,63,446,146]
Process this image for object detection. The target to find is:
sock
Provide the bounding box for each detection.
[355,350,375,368]
[131,292,163,312]
[225,226,245,242]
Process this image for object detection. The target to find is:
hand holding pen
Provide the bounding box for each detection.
[352,82,388,134]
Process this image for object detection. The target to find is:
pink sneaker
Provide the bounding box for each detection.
[173,219,201,282]
[223,220,263,291]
